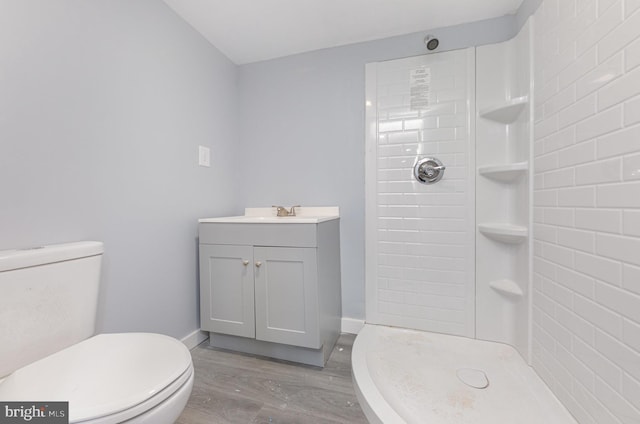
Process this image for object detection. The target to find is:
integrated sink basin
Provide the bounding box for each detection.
[198,207,339,224]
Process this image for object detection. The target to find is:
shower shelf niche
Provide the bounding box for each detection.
[475,18,532,364]
[479,96,528,124]
[478,223,528,244]
[489,279,524,298]
[478,162,528,182]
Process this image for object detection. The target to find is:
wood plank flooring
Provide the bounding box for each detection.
[177,334,369,424]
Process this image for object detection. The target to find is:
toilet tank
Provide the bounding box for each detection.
[0,241,104,378]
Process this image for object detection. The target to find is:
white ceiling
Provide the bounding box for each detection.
[163,0,524,65]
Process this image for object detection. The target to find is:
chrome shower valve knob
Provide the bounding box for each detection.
[414,157,446,184]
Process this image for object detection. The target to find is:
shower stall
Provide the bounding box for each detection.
[355,18,576,423]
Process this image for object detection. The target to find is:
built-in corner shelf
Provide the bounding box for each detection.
[489,279,524,298]
[479,96,529,124]
[478,161,528,183]
[478,223,528,244]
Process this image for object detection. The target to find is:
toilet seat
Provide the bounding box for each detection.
[0,332,193,423]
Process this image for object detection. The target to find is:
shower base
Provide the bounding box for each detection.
[352,324,576,424]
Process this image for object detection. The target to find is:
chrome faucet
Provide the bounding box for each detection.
[272,205,301,217]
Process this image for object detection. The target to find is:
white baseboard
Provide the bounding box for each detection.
[181,328,209,350]
[341,317,365,334]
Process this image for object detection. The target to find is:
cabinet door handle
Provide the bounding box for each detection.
[242,260,249,266]
[255,261,262,267]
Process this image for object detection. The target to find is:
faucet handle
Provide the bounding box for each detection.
[272,205,288,217]
[289,205,301,216]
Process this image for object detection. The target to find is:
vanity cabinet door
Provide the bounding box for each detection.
[199,244,255,338]
[253,247,320,349]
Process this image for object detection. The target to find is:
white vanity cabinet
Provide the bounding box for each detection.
[198,209,341,367]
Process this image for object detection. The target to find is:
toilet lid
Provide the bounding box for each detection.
[0,333,193,422]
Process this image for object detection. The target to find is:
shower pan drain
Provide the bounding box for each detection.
[456,368,490,389]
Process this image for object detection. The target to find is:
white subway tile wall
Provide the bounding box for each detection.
[533,1,640,422]
[372,50,474,336]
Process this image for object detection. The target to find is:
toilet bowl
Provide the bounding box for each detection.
[0,242,194,423]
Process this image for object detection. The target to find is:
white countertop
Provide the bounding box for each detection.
[199,206,339,224]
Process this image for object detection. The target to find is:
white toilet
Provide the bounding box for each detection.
[0,242,194,423]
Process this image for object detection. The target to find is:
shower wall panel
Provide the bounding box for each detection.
[531,1,640,423]
[365,49,476,337]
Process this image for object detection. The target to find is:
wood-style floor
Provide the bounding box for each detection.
[176,334,369,424]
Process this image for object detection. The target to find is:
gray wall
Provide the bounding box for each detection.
[0,0,241,338]
[238,16,517,320]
